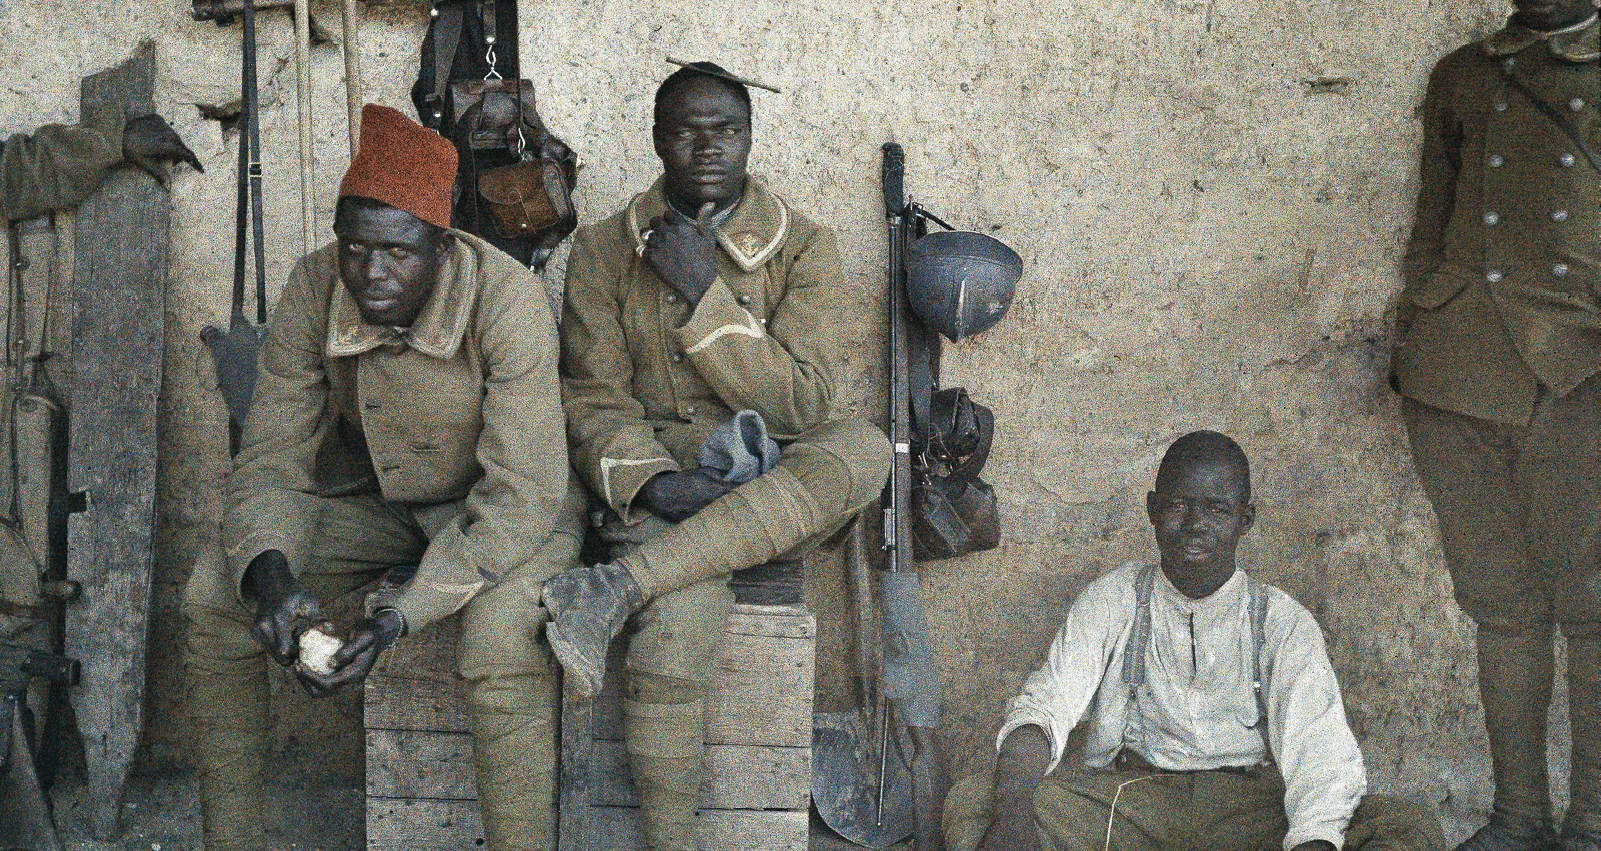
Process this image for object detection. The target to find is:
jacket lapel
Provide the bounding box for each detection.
[326,232,478,360]
[626,177,791,273]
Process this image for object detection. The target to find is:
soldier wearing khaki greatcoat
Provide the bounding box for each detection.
[183,105,584,851]
[1396,1,1601,848]
[546,63,890,850]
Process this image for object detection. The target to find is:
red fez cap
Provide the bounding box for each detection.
[339,104,458,229]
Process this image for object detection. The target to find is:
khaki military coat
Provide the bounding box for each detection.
[1,102,124,222]
[561,177,849,522]
[1397,16,1601,425]
[223,231,569,630]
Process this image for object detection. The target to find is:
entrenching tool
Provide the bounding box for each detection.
[202,0,270,451]
[811,516,915,847]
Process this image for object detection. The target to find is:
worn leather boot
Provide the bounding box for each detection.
[1453,815,1558,851]
[541,562,644,697]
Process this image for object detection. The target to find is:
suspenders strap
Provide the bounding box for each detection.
[1120,566,1276,763]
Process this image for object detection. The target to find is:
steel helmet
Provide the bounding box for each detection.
[905,230,1022,342]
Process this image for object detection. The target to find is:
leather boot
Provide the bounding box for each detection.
[541,562,644,698]
[623,698,705,851]
[1456,626,1556,851]
[1565,637,1601,839]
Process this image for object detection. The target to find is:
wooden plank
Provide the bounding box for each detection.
[62,40,166,841]
[365,675,470,733]
[365,730,477,801]
[584,807,808,851]
[365,798,484,851]
[370,613,461,681]
[370,727,807,811]
[588,741,810,810]
[726,603,815,639]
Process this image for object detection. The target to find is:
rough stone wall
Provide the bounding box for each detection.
[0,0,1550,841]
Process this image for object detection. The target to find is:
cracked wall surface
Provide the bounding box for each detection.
[0,0,1554,841]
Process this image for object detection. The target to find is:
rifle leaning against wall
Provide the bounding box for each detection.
[879,142,1022,850]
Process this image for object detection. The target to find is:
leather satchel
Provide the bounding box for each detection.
[911,387,1001,560]
[451,77,578,240]
[478,156,572,237]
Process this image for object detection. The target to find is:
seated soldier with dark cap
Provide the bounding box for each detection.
[547,61,891,850]
[944,431,1443,851]
[181,104,583,851]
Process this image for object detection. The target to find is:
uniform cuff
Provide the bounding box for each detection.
[225,529,306,605]
[1283,825,1345,851]
[672,278,764,357]
[386,517,494,634]
[996,715,1062,776]
[599,456,680,523]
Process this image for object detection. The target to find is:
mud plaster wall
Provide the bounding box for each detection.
[0,0,1557,841]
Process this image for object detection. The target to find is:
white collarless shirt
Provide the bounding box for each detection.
[998,562,1367,850]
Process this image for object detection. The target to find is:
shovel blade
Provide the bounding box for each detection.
[812,707,915,848]
[202,313,266,429]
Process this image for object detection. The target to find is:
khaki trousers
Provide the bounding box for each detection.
[181,491,581,851]
[1404,378,1601,831]
[595,416,889,849]
[943,761,1444,851]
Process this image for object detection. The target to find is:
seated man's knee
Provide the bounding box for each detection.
[789,417,892,513]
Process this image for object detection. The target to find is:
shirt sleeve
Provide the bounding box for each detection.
[0,106,126,222]
[1265,594,1368,851]
[996,574,1129,775]
[387,265,573,632]
[560,224,680,521]
[222,253,335,595]
[669,223,843,440]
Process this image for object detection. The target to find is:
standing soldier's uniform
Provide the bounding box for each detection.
[183,105,583,851]
[1396,12,1601,846]
[561,172,889,848]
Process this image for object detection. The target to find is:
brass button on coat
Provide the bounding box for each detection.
[1571,97,1586,112]
[1562,153,1578,167]
[1554,263,1571,277]
[1488,154,1505,167]
[1484,212,1500,226]
[1553,210,1569,222]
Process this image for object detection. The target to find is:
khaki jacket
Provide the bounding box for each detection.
[1,103,125,222]
[224,232,570,631]
[1397,16,1601,424]
[561,177,848,522]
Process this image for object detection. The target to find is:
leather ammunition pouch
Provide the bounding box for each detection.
[412,1,579,269]
[451,77,577,240]
[910,387,999,560]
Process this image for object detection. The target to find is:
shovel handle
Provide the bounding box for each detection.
[340,0,363,159]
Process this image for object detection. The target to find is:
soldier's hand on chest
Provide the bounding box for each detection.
[644,202,719,307]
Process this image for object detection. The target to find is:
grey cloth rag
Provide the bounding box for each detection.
[697,409,781,485]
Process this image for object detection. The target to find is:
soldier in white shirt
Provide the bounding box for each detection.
[944,431,1443,851]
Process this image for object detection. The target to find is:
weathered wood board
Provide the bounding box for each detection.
[61,41,167,841]
[365,604,816,851]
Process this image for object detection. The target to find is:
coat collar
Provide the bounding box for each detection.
[627,176,790,273]
[1484,13,1600,61]
[326,231,480,360]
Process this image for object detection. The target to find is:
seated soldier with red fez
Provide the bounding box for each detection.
[945,432,1444,851]
[182,104,584,851]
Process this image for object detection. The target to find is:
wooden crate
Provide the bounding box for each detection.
[364,604,815,850]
